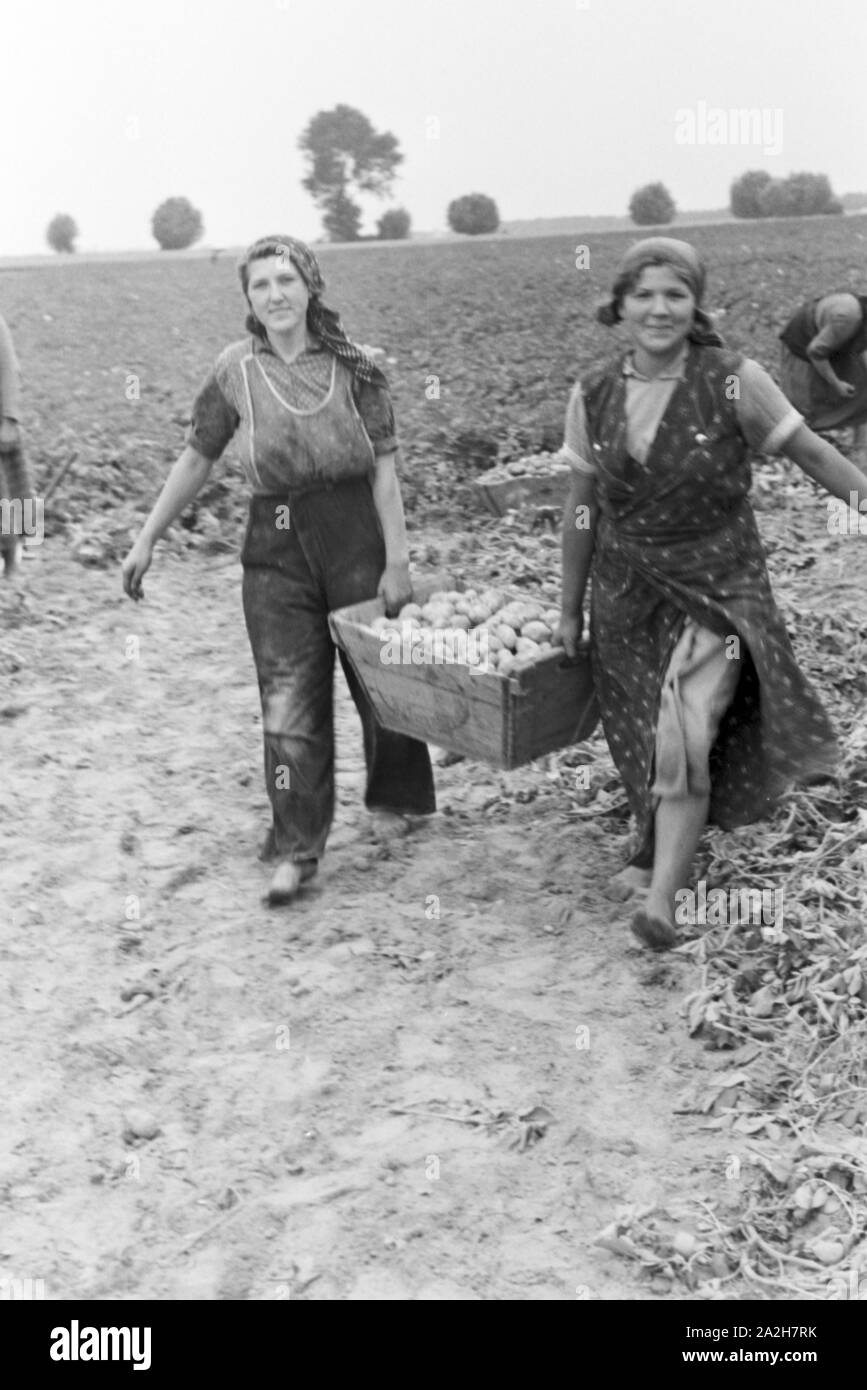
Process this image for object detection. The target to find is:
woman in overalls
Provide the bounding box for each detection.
[558,238,867,949]
[122,235,435,903]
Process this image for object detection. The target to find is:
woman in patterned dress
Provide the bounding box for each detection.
[122,235,435,904]
[558,238,867,950]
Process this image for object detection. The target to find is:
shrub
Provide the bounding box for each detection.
[377,208,411,240]
[46,213,78,253]
[629,182,676,226]
[447,193,500,235]
[733,170,842,220]
[730,170,774,219]
[151,197,204,251]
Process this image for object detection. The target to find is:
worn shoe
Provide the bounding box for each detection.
[265,859,318,906]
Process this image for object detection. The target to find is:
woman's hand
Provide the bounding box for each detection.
[122,536,154,600]
[558,611,583,659]
[0,418,20,452]
[836,380,856,399]
[377,561,412,616]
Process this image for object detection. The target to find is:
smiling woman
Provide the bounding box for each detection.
[121,234,436,905]
[557,236,867,951]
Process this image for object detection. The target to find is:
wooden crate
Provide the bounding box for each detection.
[329,578,599,770]
[475,464,571,517]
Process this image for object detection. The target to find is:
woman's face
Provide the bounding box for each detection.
[246,253,310,336]
[620,265,697,361]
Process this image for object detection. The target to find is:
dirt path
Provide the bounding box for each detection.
[2,543,748,1301]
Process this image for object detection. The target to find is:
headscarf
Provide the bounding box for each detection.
[596,236,724,347]
[237,234,388,388]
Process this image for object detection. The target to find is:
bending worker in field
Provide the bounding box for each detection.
[779,289,867,454]
[122,235,435,904]
[558,237,867,950]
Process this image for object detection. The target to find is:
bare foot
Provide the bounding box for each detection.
[630,889,678,950]
[606,865,652,902]
[630,908,678,951]
[265,859,317,906]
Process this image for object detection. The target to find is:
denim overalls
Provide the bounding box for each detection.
[233,348,435,866]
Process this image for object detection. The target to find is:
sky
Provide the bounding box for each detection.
[3,0,866,253]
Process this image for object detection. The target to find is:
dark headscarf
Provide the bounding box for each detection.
[596,237,724,347]
[238,235,388,388]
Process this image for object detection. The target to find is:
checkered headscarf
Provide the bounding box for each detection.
[238,235,388,388]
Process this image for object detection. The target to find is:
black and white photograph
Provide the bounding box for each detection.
[3,0,867,1343]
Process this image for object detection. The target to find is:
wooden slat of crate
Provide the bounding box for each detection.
[507,652,599,766]
[476,467,571,517]
[329,578,599,770]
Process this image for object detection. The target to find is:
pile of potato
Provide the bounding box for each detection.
[478,452,570,485]
[368,588,563,676]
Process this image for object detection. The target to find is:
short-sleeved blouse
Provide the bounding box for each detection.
[559,348,802,474]
[187,336,397,465]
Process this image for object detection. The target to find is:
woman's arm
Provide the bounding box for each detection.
[808,354,855,397]
[560,470,599,656]
[806,297,862,397]
[370,450,412,614]
[782,423,867,507]
[122,444,216,598]
[0,316,22,450]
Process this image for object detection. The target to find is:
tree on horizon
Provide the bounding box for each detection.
[299,105,403,243]
[46,213,78,253]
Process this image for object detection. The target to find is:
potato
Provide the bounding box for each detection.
[497,653,517,677]
[516,603,544,625]
[399,602,423,621]
[484,633,503,653]
[498,614,523,635]
[521,621,552,644]
[515,637,542,662]
[480,588,505,610]
[450,613,471,630]
[369,615,392,633]
[467,604,489,626]
[421,602,450,623]
[544,608,560,627]
[496,623,518,651]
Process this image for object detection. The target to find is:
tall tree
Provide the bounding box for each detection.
[299,105,403,242]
